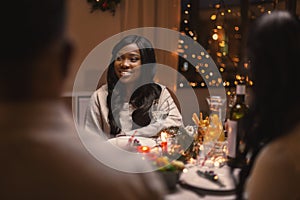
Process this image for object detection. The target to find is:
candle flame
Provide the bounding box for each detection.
[161,132,167,142]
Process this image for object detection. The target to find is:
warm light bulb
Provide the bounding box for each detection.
[212,33,218,40]
[210,14,217,20]
[219,41,225,47]
[190,82,197,87]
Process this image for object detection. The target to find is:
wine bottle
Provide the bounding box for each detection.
[227,83,248,168]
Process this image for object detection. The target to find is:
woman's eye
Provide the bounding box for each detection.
[115,57,122,61]
[131,57,140,62]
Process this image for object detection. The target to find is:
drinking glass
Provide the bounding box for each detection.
[150,99,170,123]
[206,96,226,124]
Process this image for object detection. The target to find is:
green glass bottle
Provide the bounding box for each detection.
[227,83,248,168]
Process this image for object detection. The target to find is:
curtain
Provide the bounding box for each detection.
[119,0,181,91]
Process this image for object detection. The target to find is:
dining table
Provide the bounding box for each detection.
[165,164,239,200]
[110,125,239,200]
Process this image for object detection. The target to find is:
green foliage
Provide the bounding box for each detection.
[87,0,121,15]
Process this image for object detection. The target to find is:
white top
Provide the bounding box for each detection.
[84,83,183,138]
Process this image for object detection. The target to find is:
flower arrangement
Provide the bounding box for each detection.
[86,0,121,15]
[154,156,185,172]
[153,156,185,191]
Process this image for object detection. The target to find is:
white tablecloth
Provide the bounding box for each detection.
[165,165,238,200]
[165,185,236,200]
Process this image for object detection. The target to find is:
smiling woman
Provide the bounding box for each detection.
[84,35,183,138]
[114,43,142,84]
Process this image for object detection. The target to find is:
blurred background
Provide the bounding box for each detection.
[64,0,300,125]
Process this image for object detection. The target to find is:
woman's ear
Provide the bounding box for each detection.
[60,39,74,79]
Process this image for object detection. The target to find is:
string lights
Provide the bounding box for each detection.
[178,0,279,91]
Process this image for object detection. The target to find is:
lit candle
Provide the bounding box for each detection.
[160,132,168,153]
[137,146,151,153]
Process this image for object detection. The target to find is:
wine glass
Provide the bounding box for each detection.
[150,99,170,123]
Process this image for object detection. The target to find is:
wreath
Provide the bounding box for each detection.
[87,0,121,15]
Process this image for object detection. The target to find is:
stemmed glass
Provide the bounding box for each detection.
[150,99,170,123]
[199,96,227,168]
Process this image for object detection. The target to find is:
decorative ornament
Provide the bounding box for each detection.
[87,0,121,15]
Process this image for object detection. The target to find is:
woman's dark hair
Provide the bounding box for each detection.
[106,35,161,135]
[236,11,300,199]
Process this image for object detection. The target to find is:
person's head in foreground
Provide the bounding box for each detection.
[0,1,165,199]
[237,11,300,200]
[0,0,71,101]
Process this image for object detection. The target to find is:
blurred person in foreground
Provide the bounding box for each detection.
[0,1,165,199]
[236,11,300,200]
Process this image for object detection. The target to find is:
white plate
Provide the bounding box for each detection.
[108,136,156,149]
[180,165,235,194]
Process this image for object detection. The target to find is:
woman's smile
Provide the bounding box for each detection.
[114,43,142,83]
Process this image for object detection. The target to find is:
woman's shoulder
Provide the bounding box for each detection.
[93,84,108,96]
[89,84,108,102]
[256,123,300,171]
[247,124,300,199]
[157,83,166,88]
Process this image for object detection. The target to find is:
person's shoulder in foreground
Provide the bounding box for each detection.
[0,101,166,200]
[246,123,300,200]
[0,0,166,199]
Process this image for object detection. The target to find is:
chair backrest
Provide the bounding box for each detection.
[96,68,108,90]
[166,87,181,113]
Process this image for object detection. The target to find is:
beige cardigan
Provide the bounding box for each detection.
[84,84,183,138]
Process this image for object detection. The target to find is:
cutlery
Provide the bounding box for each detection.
[196,170,225,188]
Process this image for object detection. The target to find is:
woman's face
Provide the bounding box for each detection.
[114,43,142,84]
